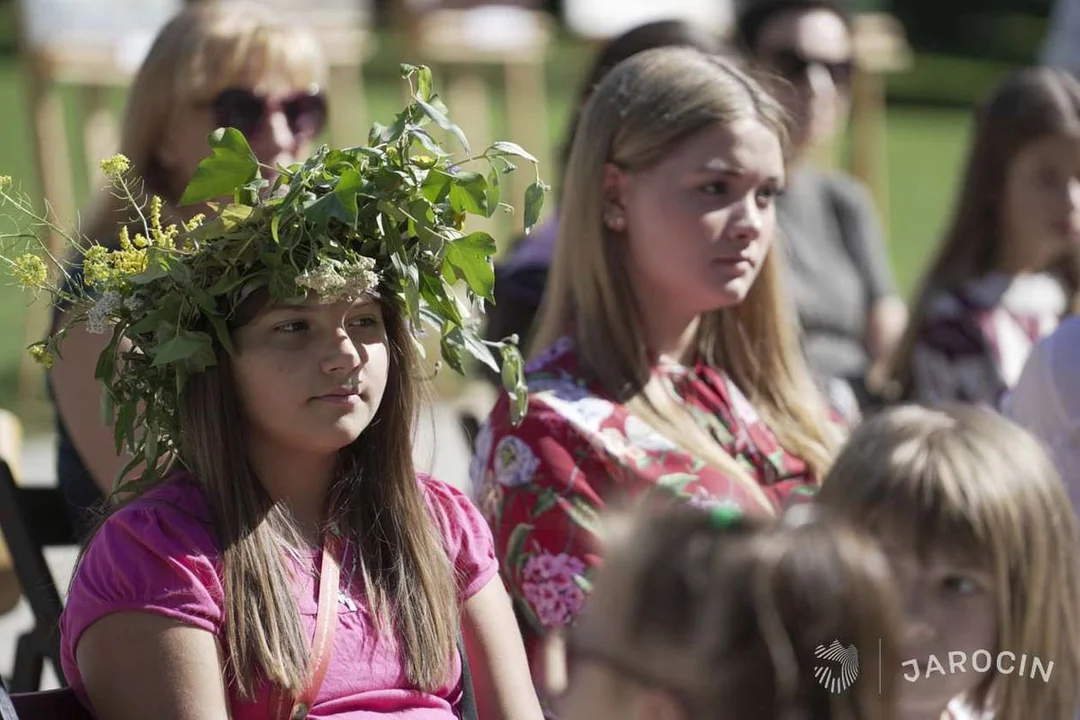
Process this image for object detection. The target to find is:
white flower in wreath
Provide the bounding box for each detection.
[539,395,615,434]
[493,435,540,487]
[623,416,678,452]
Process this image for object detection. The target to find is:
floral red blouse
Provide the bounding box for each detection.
[469,335,820,661]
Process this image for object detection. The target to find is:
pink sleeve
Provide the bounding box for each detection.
[60,492,225,676]
[420,476,499,602]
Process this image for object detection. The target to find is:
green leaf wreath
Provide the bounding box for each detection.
[0,63,545,488]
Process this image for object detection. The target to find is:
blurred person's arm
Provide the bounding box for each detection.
[50,313,137,498]
[826,173,907,362]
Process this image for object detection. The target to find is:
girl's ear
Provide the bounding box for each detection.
[601,162,629,230]
[632,688,687,720]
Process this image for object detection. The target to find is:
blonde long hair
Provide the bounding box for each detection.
[83,1,325,244]
[532,47,838,512]
[885,68,1080,400]
[818,405,1080,720]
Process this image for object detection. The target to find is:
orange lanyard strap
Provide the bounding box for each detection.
[268,533,345,720]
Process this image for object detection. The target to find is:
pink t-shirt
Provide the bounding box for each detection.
[60,474,498,718]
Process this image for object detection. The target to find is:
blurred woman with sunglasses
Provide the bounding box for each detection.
[737,0,907,419]
[50,1,328,531]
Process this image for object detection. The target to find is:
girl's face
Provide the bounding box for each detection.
[231,295,389,457]
[604,119,785,321]
[1000,133,1080,272]
[882,537,998,717]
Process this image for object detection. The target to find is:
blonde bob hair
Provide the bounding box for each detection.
[818,404,1080,720]
[532,47,838,512]
[84,1,325,243]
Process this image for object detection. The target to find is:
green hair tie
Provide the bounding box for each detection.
[708,504,743,529]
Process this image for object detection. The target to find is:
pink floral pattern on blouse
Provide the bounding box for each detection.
[470,335,820,663]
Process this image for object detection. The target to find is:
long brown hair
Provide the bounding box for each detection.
[818,405,1080,720]
[574,506,900,719]
[179,291,458,697]
[886,68,1080,400]
[532,47,839,510]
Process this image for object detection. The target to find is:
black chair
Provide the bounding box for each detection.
[9,687,92,720]
[0,459,74,692]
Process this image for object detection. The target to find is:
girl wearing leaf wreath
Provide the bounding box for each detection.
[1,67,544,720]
[469,46,841,696]
[50,1,329,532]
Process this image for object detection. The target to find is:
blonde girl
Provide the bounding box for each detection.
[560,505,901,720]
[817,405,1080,720]
[51,1,328,528]
[470,46,839,687]
[884,68,1080,406]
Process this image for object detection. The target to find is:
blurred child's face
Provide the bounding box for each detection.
[232,296,389,458]
[882,538,998,718]
[1001,133,1080,272]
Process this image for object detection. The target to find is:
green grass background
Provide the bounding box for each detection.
[0,43,983,430]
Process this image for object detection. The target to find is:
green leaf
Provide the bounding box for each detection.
[113,397,135,455]
[206,313,236,356]
[444,232,496,300]
[500,343,528,425]
[414,98,471,155]
[523,181,547,233]
[532,489,559,517]
[152,331,214,367]
[100,389,115,426]
[332,168,364,226]
[179,128,260,206]
[420,169,453,204]
[486,141,538,164]
[448,172,489,215]
[506,523,534,571]
[485,166,502,215]
[416,66,434,102]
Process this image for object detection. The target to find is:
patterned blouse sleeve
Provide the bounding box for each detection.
[471,397,609,638]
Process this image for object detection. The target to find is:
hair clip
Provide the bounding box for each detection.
[708,504,743,529]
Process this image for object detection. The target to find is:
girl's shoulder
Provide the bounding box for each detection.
[88,473,218,563]
[417,475,498,600]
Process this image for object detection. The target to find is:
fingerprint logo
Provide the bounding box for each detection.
[813,640,859,694]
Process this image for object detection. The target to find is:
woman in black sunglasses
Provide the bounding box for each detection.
[49,1,328,533]
[737,0,907,422]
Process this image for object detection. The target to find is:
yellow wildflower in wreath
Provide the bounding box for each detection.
[0,63,546,488]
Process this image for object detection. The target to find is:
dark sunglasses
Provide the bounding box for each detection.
[764,49,854,88]
[210,87,328,139]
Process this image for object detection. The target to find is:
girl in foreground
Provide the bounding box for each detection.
[1,71,543,718]
[560,505,900,720]
[817,405,1080,720]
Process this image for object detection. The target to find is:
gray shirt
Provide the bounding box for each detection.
[778,166,896,381]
